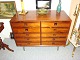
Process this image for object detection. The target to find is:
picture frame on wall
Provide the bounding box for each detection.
[36,0,51,9]
[0,1,17,19]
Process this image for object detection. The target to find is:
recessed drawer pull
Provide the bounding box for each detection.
[26,34,29,36]
[54,29,56,30]
[52,42,55,44]
[25,29,28,31]
[27,42,30,44]
[53,34,56,36]
[54,23,57,25]
[24,23,27,26]
[27,39,29,40]
[53,38,55,40]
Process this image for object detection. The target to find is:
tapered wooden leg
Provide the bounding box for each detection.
[23,47,25,51]
[3,43,14,52]
[57,47,59,51]
[72,47,76,57]
[0,38,14,52]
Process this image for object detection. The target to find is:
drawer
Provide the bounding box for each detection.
[42,37,67,42]
[42,42,66,46]
[41,21,70,27]
[11,22,40,27]
[42,33,68,37]
[12,28,40,33]
[16,42,40,46]
[15,37,40,42]
[14,33,40,38]
[42,28,69,33]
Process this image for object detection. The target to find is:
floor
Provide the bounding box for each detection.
[0,38,80,60]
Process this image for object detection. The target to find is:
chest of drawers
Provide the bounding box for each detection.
[10,10,71,46]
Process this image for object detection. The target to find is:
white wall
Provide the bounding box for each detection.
[0,19,11,40]
[16,0,71,15]
[0,0,71,40]
[0,0,71,15]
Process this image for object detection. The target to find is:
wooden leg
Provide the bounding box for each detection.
[0,38,14,52]
[23,47,25,51]
[57,47,59,51]
[72,47,76,57]
[3,43,14,52]
[2,46,5,50]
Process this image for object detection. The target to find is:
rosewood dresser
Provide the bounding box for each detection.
[10,10,71,46]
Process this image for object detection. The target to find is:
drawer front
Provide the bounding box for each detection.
[15,37,40,42]
[42,38,67,42]
[13,28,40,33]
[42,33,68,37]
[14,33,40,38]
[42,42,66,46]
[16,42,40,46]
[41,21,70,27]
[42,28,69,33]
[11,22,40,27]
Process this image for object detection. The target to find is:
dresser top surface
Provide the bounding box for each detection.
[10,10,71,22]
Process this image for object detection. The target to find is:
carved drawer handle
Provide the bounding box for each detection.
[54,23,57,25]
